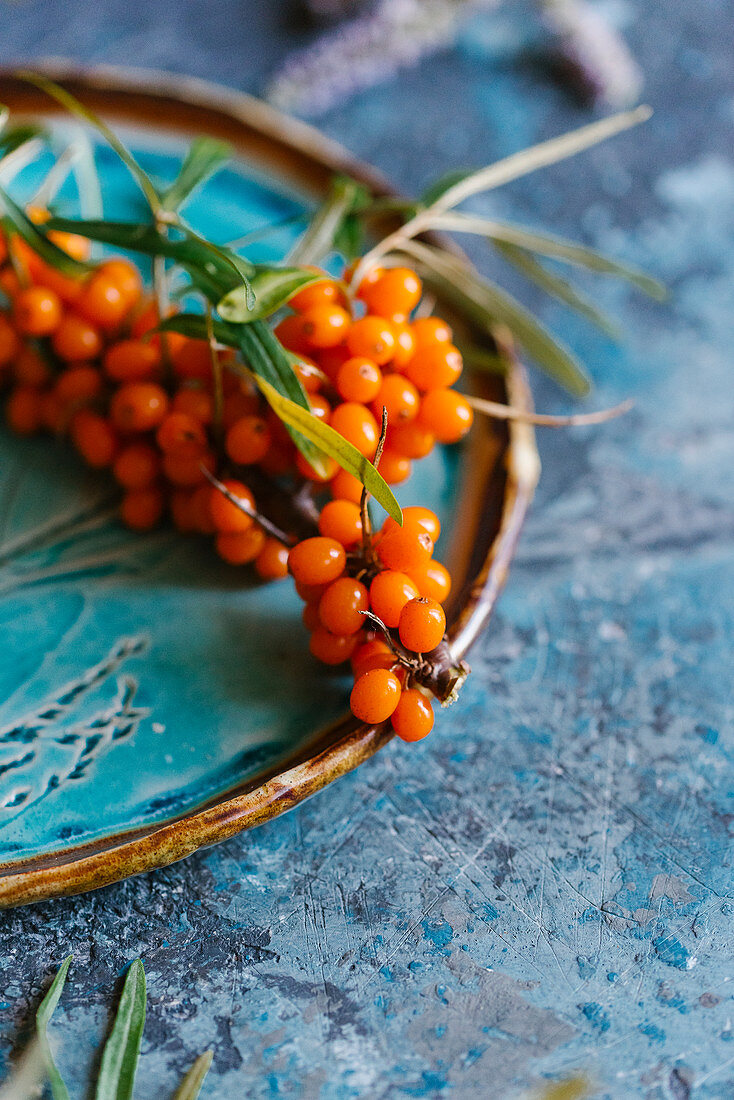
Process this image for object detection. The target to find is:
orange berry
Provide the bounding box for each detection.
[0,317,18,370]
[378,449,411,484]
[318,499,363,547]
[293,356,325,394]
[299,304,351,349]
[302,602,322,632]
[14,346,52,388]
[104,339,160,382]
[113,441,161,489]
[209,479,255,533]
[110,382,169,433]
[172,386,214,425]
[55,365,103,407]
[398,597,446,653]
[173,338,213,381]
[77,271,129,329]
[98,259,142,304]
[317,343,350,381]
[347,262,384,298]
[289,276,345,312]
[390,321,416,370]
[308,392,331,421]
[288,536,346,587]
[156,411,207,454]
[226,415,271,465]
[418,389,473,443]
[295,578,327,604]
[190,484,216,533]
[372,374,419,425]
[406,343,463,392]
[162,447,215,488]
[216,526,266,565]
[329,402,379,457]
[330,467,364,504]
[13,286,62,336]
[0,267,21,300]
[53,314,103,361]
[391,689,434,742]
[273,313,311,355]
[410,559,451,603]
[378,526,433,573]
[411,316,453,348]
[120,486,165,531]
[388,421,435,459]
[383,505,440,543]
[5,386,42,434]
[369,570,420,628]
[361,267,422,318]
[336,356,382,403]
[309,627,358,665]
[255,538,289,580]
[350,668,401,724]
[169,489,198,533]
[296,450,338,482]
[351,638,396,677]
[70,409,119,467]
[319,577,369,635]
[346,315,395,365]
[222,389,260,431]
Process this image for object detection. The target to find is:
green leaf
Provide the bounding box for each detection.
[18,71,161,213]
[403,240,592,396]
[419,168,474,207]
[255,376,402,524]
[494,240,620,338]
[95,959,146,1100]
[0,121,46,158]
[332,213,365,262]
[161,136,231,212]
[288,176,368,265]
[217,266,322,322]
[35,955,72,1100]
[0,188,92,277]
[173,1051,214,1100]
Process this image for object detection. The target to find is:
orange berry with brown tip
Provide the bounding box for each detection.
[372,374,419,425]
[411,316,453,348]
[77,271,129,329]
[113,441,161,490]
[299,304,351,349]
[319,577,369,635]
[5,386,43,435]
[53,314,103,362]
[110,382,169,433]
[329,402,379,457]
[346,315,395,365]
[289,276,345,312]
[208,479,255,534]
[383,505,440,543]
[378,526,433,573]
[120,486,165,531]
[418,389,473,443]
[13,285,62,336]
[361,266,422,318]
[350,668,401,724]
[406,343,463,392]
[390,321,416,370]
[216,526,266,565]
[309,627,358,666]
[369,570,420,628]
[336,356,382,404]
[288,536,345,587]
[391,689,434,742]
[226,415,271,465]
[104,339,160,383]
[255,538,290,580]
[318,499,363,548]
[398,597,446,653]
[70,409,119,467]
[162,447,215,488]
[173,387,214,425]
[156,412,207,455]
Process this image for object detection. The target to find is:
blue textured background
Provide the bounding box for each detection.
[0,2,732,1097]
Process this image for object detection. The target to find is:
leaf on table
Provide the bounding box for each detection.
[94,958,146,1100]
[172,1051,214,1100]
[35,954,73,1100]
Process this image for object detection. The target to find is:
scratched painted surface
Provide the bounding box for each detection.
[0,1,732,1098]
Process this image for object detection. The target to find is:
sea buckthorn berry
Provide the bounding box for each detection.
[378,526,433,573]
[378,449,411,484]
[169,489,198,533]
[295,578,327,604]
[293,355,325,393]
[40,390,63,433]
[14,346,51,388]
[0,316,19,368]
[120,486,165,531]
[173,387,214,425]
[173,338,213,381]
[113,441,161,490]
[410,560,452,603]
[226,415,271,465]
[390,321,416,370]
[319,577,369,636]
[5,386,43,435]
[418,389,473,443]
[288,536,346,587]
[296,450,338,482]
[110,382,169,433]
[98,259,142,305]
[351,638,395,678]
[290,276,345,312]
[273,313,311,355]
[209,478,255,534]
[350,668,401,724]
[299,304,351,349]
[308,392,331,421]
[369,570,420,628]
[398,597,446,653]
[361,266,422,319]
[255,538,289,580]
[0,267,21,301]
[388,421,435,459]
[383,505,440,543]
[318,499,363,548]
[162,447,215,487]
[77,271,129,329]
[260,441,295,477]
[317,343,350,381]
[372,375,419,425]
[406,343,463,392]
[346,315,396,365]
[347,262,384,299]
[411,316,453,348]
[216,526,266,565]
[104,339,160,382]
[70,410,119,468]
[156,411,207,454]
[329,402,379,457]
[52,314,103,362]
[222,390,260,431]
[302,602,322,632]
[190,484,216,534]
[336,356,382,403]
[309,627,357,666]
[13,286,62,336]
[391,689,434,742]
[54,365,103,407]
[330,467,365,504]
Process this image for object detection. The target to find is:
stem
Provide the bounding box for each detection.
[201,466,295,546]
[205,303,225,446]
[360,406,388,563]
[465,394,634,427]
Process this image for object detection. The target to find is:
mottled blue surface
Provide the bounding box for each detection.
[1,2,733,1098]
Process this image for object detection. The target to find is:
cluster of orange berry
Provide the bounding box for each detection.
[0,224,471,741]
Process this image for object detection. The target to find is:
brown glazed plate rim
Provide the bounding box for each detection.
[0,64,540,908]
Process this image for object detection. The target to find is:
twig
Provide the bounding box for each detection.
[465,393,634,426]
[360,406,388,561]
[201,466,295,546]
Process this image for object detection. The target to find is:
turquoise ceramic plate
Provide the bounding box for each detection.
[0,68,538,908]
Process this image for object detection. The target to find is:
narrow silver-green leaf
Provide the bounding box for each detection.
[0,187,92,276]
[218,266,322,322]
[95,959,146,1100]
[256,377,402,524]
[161,137,231,212]
[494,240,620,338]
[35,955,72,1100]
[18,71,161,213]
[288,176,365,265]
[173,1051,214,1100]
